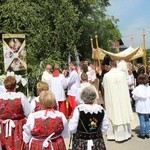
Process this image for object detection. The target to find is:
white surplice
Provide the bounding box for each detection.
[41,71,52,87]
[50,74,67,102]
[67,70,80,96]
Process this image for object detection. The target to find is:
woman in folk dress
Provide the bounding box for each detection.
[69,87,109,150]
[30,81,49,112]
[0,76,30,150]
[23,90,69,150]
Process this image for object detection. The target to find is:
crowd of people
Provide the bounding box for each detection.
[0,56,150,150]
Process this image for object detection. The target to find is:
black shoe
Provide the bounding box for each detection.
[145,135,149,139]
[137,135,145,139]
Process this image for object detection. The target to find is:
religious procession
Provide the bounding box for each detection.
[1,0,150,150]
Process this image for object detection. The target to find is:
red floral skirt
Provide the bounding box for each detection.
[28,136,66,150]
[0,118,26,150]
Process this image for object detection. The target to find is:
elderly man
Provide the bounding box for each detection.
[41,64,52,87]
[103,60,133,142]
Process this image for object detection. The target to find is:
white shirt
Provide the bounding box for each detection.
[87,66,96,83]
[132,84,150,114]
[76,82,99,104]
[127,73,135,90]
[0,85,6,94]
[30,96,40,113]
[41,71,52,87]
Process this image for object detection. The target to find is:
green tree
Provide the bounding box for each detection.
[0,0,122,95]
[0,0,81,95]
[0,0,81,71]
[71,0,121,59]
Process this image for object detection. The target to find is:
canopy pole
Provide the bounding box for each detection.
[131,36,134,48]
[143,31,146,74]
[95,35,99,49]
[91,38,93,49]
[95,35,101,72]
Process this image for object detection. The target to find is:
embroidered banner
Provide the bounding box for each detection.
[2,34,27,71]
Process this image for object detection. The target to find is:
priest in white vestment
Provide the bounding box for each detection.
[103,60,133,142]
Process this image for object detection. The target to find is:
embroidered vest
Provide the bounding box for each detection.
[0,98,25,120]
[75,109,104,139]
[34,101,44,112]
[31,117,64,138]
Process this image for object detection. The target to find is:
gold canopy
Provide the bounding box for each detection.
[101,46,143,61]
[91,36,144,61]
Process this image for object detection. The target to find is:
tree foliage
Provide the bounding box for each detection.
[0,0,81,71]
[0,0,122,94]
[71,0,121,58]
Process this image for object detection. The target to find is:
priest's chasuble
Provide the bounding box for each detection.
[103,68,133,126]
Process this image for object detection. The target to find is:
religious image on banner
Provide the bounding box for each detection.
[2,34,27,71]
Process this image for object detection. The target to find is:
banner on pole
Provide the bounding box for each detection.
[2,34,27,72]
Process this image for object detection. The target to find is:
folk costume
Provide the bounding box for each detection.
[50,70,68,117]
[69,104,109,150]
[23,109,69,150]
[31,96,57,113]
[30,96,44,113]
[76,82,99,105]
[0,92,30,150]
[103,67,133,141]
[67,67,80,117]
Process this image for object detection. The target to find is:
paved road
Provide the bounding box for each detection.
[65,113,150,150]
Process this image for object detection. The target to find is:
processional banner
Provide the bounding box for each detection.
[2,34,27,71]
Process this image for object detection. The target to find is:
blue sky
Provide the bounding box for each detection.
[107,0,150,48]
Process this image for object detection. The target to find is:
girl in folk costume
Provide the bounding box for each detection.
[23,91,69,150]
[67,61,80,118]
[30,81,49,112]
[69,87,109,150]
[0,76,30,150]
[50,65,68,118]
[132,74,150,139]
[76,73,99,105]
